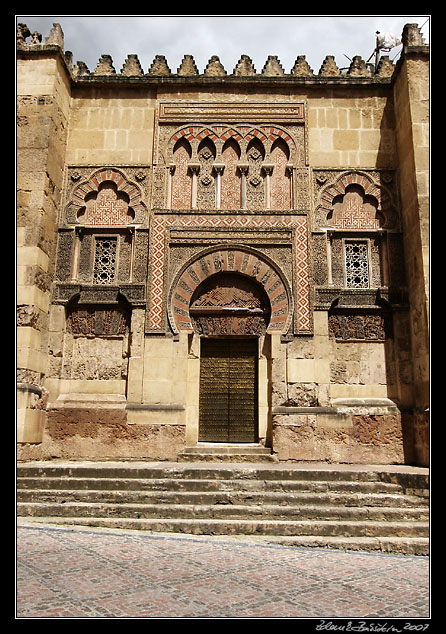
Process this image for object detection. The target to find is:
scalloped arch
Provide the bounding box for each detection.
[66,168,146,224]
[167,126,218,161]
[166,124,295,162]
[316,170,396,229]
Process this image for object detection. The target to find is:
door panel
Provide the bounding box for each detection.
[199,338,258,442]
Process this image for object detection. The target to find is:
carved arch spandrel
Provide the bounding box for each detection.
[65,168,147,225]
[168,245,293,336]
[314,170,398,231]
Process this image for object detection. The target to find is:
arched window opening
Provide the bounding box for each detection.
[171,138,192,209]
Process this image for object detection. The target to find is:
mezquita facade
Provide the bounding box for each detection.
[17,22,429,466]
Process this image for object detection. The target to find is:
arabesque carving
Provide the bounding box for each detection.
[64,167,149,226]
[313,169,399,231]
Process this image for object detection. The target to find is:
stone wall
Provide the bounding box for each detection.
[67,88,156,165]
[392,25,430,466]
[308,89,396,168]
[17,25,71,444]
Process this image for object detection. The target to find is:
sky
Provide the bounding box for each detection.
[16,15,430,75]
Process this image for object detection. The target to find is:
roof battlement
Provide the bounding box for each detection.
[17,21,428,85]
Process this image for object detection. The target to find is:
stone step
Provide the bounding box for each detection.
[16,463,429,489]
[177,453,278,463]
[17,500,429,524]
[16,461,429,555]
[19,517,429,556]
[254,535,429,556]
[177,444,279,463]
[16,476,412,496]
[15,513,429,538]
[17,487,429,509]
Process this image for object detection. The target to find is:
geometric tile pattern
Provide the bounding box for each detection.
[85,185,129,226]
[148,214,310,333]
[329,188,381,230]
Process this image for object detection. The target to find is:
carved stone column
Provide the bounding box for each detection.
[326,230,333,285]
[189,163,200,209]
[213,164,225,209]
[167,164,176,209]
[286,164,294,209]
[71,228,81,282]
[238,164,249,210]
[263,164,274,210]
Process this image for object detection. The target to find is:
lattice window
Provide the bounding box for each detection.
[344,240,370,288]
[93,237,117,285]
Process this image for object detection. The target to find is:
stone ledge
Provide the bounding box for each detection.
[48,393,127,410]
[273,398,400,415]
[126,403,185,411]
[273,406,335,414]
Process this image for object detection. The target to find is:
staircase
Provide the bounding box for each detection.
[177,443,279,463]
[16,461,429,555]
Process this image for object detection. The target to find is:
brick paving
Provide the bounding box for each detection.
[16,523,430,619]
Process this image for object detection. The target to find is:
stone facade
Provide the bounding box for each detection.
[17,22,429,465]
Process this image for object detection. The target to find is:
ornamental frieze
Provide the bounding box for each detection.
[157,101,306,124]
[328,310,393,341]
[52,282,146,306]
[67,303,130,336]
[152,100,308,212]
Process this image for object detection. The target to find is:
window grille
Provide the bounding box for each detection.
[344,240,370,288]
[93,237,117,284]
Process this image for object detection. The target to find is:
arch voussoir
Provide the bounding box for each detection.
[168,245,292,335]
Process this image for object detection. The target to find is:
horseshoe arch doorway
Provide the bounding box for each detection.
[190,272,271,443]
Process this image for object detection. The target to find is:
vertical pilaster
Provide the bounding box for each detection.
[17,30,70,445]
[393,23,430,465]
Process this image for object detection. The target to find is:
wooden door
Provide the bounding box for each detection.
[199,338,258,442]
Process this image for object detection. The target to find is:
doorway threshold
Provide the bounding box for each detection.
[177,443,278,463]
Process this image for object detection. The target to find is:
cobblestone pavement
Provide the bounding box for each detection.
[16,524,430,620]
